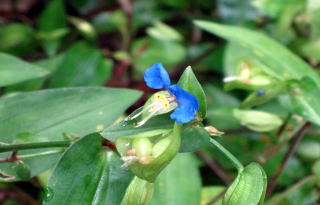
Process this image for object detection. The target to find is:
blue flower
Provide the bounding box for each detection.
[143,63,199,124]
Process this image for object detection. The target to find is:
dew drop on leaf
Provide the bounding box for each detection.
[42,187,54,202]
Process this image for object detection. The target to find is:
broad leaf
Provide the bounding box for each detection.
[5,54,65,93]
[49,42,112,88]
[0,87,141,177]
[194,21,320,86]
[179,126,210,152]
[195,21,320,125]
[178,66,207,118]
[223,162,267,205]
[150,153,201,205]
[0,87,141,142]
[43,133,133,204]
[0,53,48,87]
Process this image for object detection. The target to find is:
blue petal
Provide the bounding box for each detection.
[144,63,171,89]
[168,85,199,123]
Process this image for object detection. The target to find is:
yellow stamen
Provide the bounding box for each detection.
[153,94,170,110]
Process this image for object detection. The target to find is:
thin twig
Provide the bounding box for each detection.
[276,113,293,137]
[196,150,231,184]
[266,121,312,198]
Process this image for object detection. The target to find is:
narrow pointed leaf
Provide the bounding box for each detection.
[178,66,207,118]
[194,21,320,85]
[0,53,48,87]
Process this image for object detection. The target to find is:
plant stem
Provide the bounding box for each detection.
[0,140,71,153]
[266,121,312,198]
[209,138,244,171]
[0,150,64,162]
[19,150,64,159]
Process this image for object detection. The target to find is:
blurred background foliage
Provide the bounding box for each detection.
[0,0,319,204]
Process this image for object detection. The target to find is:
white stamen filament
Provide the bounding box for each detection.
[128,103,154,120]
[134,107,160,127]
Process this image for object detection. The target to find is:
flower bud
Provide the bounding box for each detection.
[116,123,182,182]
[133,138,153,157]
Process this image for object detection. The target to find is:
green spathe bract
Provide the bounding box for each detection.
[116,123,181,182]
[223,162,267,205]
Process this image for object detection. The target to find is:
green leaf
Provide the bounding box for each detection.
[307,0,320,39]
[150,153,201,205]
[252,0,302,18]
[179,126,210,152]
[297,141,320,160]
[147,21,182,41]
[0,87,141,143]
[48,42,112,88]
[234,109,283,132]
[0,23,37,56]
[43,133,133,204]
[0,53,48,87]
[0,87,141,177]
[194,21,320,86]
[204,84,241,130]
[178,66,207,118]
[102,115,173,142]
[201,186,225,205]
[38,0,67,56]
[223,162,267,205]
[132,38,186,75]
[286,77,320,125]
[5,54,65,93]
[68,17,96,40]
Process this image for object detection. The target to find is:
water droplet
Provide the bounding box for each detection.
[41,187,54,202]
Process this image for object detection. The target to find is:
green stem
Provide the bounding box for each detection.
[19,150,64,159]
[0,140,71,153]
[209,138,244,171]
